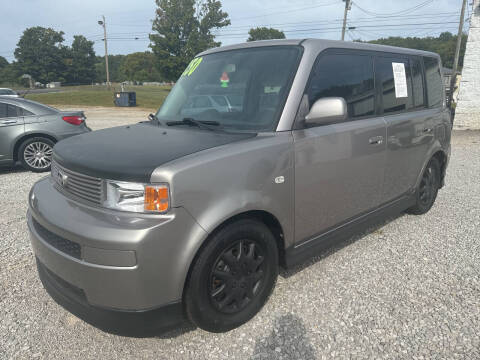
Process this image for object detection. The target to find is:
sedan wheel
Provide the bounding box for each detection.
[19,137,55,172]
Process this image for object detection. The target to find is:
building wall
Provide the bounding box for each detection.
[455,0,480,129]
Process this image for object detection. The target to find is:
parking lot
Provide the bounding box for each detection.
[1,108,479,359]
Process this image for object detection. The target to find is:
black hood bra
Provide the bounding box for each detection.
[53,123,256,182]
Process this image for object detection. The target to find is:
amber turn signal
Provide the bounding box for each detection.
[144,185,169,212]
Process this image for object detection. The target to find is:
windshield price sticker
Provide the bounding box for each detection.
[182,57,203,77]
[392,62,408,98]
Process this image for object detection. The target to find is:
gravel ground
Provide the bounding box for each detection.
[0,110,479,359]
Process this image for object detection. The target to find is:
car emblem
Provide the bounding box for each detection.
[56,169,68,187]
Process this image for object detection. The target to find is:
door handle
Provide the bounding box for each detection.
[0,120,17,125]
[369,136,384,145]
[423,128,433,133]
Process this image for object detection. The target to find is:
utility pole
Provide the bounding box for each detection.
[449,0,467,108]
[341,0,352,41]
[98,15,110,88]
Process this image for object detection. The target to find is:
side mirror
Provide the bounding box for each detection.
[305,97,347,126]
[148,113,156,122]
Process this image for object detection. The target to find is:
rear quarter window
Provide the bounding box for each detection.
[423,56,443,108]
[411,57,426,108]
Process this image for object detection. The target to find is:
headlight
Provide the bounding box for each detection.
[104,180,170,213]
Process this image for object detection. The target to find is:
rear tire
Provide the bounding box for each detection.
[406,157,440,215]
[185,219,278,333]
[18,137,55,173]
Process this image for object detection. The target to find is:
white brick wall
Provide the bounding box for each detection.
[455,0,480,129]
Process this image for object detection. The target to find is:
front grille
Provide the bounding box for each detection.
[51,160,103,205]
[32,217,82,260]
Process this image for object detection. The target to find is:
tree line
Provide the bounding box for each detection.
[0,27,163,86]
[0,0,469,87]
[366,32,468,69]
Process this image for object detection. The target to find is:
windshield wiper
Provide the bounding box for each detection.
[166,118,221,131]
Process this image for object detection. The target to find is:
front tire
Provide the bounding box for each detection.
[406,157,440,215]
[185,219,278,333]
[19,137,54,173]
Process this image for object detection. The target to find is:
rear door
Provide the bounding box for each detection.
[376,55,435,202]
[0,102,25,162]
[293,51,387,244]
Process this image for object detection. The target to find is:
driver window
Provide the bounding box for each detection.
[307,53,375,119]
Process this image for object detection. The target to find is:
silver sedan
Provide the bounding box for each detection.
[0,96,90,172]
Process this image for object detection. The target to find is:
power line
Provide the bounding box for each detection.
[92,13,463,41]
[352,0,435,17]
[229,1,340,21]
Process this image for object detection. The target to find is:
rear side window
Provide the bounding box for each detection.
[7,105,18,117]
[18,107,34,116]
[0,103,6,118]
[411,57,425,108]
[423,56,443,108]
[0,103,20,118]
[375,57,413,114]
[307,53,375,119]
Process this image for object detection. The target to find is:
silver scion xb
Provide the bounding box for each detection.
[27,39,451,335]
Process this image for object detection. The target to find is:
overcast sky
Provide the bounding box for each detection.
[0,0,469,62]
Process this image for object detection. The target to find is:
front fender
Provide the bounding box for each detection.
[151,132,295,248]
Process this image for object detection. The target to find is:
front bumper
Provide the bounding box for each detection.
[28,177,208,313]
[36,257,184,336]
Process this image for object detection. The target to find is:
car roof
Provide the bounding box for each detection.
[0,96,59,114]
[0,96,33,104]
[198,38,440,59]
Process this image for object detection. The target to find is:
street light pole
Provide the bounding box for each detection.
[341,0,351,41]
[448,0,467,108]
[98,15,110,88]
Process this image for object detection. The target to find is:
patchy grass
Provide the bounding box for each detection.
[25,84,172,111]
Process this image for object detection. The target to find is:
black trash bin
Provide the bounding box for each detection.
[114,92,136,107]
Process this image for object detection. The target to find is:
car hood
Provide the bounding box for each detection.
[53,123,256,182]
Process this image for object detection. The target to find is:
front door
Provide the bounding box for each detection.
[0,102,25,163]
[293,51,386,244]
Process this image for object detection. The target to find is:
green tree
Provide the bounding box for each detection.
[121,52,161,82]
[95,54,126,83]
[67,35,96,84]
[149,0,230,81]
[247,27,286,42]
[14,27,68,83]
[0,56,8,69]
[0,63,19,85]
[368,32,468,69]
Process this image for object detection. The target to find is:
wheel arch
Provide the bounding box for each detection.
[13,132,57,162]
[431,150,448,188]
[414,147,449,191]
[182,209,286,300]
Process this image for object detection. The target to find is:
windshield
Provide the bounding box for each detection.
[156,46,302,131]
[0,89,16,95]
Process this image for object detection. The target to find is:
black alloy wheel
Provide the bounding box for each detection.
[185,219,278,333]
[406,157,440,215]
[209,239,266,314]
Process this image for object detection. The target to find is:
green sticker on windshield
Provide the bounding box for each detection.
[182,57,203,76]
